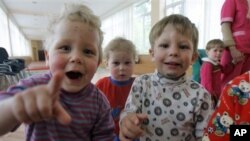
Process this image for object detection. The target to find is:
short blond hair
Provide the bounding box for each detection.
[44,3,103,63]
[104,37,137,61]
[149,14,199,53]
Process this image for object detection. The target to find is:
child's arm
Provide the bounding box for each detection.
[0,71,71,135]
[0,97,21,135]
[194,87,214,139]
[119,113,147,141]
[119,76,148,140]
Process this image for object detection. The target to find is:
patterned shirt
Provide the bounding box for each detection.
[203,71,250,141]
[120,71,213,141]
[0,72,115,141]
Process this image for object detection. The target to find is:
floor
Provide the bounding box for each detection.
[0,67,109,141]
[0,125,25,141]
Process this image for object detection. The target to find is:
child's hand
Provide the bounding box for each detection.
[119,113,148,141]
[11,71,71,125]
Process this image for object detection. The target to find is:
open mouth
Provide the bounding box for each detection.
[66,71,83,79]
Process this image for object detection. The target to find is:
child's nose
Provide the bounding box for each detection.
[168,46,178,56]
[70,51,83,64]
[119,64,126,70]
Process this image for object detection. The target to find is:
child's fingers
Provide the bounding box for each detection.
[120,113,146,139]
[120,124,142,140]
[119,131,133,141]
[12,92,33,123]
[47,71,64,98]
[53,101,71,125]
[135,113,148,124]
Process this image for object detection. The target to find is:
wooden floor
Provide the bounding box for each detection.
[0,125,25,141]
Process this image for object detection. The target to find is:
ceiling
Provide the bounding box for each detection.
[1,0,137,41]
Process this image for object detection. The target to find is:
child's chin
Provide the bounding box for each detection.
[62,85,84,93]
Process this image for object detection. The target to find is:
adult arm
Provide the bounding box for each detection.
[221,22,244,63]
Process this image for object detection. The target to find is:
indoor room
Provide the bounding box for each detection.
[0,0,228,140]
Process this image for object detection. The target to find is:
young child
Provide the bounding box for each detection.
[0,3,115,140]
[96,37,137,140]
[220,0,250,88]
[200,39,225,107]
[119,14,213,141]
[202,71,250,141]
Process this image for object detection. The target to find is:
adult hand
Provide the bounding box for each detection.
[229,46,244,63]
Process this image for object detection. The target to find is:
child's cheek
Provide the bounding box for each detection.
[49,55,66,73]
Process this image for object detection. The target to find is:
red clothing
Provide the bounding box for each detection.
[220,0,250,87]
[96,76,135,135]
[202,71,250,141]
[200,60,222,100]
[221,0,250,53]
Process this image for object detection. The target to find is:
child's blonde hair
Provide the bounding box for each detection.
[149,14,199,53]
[104,37,137,61]
[206,39,224,51]
[44,3,103,63]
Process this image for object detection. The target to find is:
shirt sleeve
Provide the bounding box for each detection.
[120,77,143,122]
[221,0,236,23]
[194,86,214,138]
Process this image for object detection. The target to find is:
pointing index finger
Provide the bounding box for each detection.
[48,71,64,97]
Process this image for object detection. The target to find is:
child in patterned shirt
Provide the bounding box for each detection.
[119,14,213,141]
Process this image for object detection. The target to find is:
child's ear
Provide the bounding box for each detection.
[44,50,49,66]
[149,48,155,61]
[191,51,198,64]
[104,60,109,68]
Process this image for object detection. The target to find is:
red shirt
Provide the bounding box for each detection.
[96,76,135,135]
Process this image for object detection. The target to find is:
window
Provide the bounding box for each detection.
[133,0,151,54]
[165,0,184,15]
[101,0,151,54]
[0,5,31,57]
[9,20,31,56]
[164,0,224,49]
[0,8,11,55]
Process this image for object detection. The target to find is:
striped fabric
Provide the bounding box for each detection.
[0,72,115,141]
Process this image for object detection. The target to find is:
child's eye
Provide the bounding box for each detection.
[83,49,95,55]
[59,45,71,51]
[179,45,190,49]
[159,44,169,48]
[125,61,131,65]
[112,61,120,65]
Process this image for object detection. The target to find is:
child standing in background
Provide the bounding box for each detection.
[200,39,230,107]
[119,14,213,141]
[96,37,137,140]
[0,3,115,141]
[220,0,250,88]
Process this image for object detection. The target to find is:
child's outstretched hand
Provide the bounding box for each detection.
[11,71,71,125]
[119,113,148,141]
